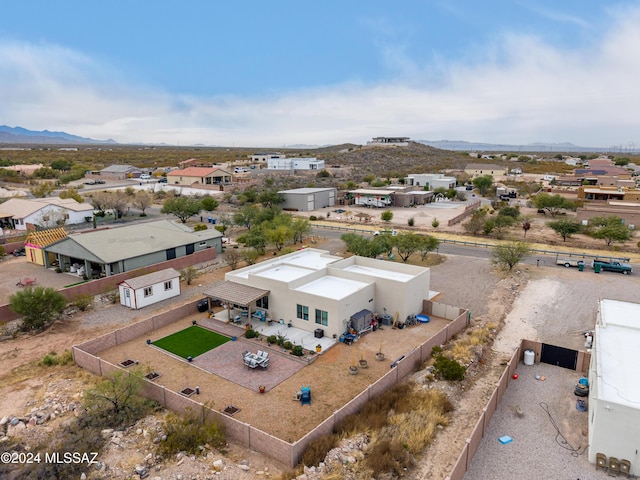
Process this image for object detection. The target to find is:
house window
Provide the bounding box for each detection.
[199,241,207,247]
[315,309,328,326]
[164,280,172,291]
[297,304,309,321]
[256,296,269,309]
[144,286,153,297]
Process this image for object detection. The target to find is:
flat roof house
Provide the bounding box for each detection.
[267,158,324,171]
[206,248,431,340]
[44,220,222,277]
[588,299,640,471]
[405,173,456,190]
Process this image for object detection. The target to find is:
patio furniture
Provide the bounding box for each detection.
[620,459,631,478]
[252,310,266,321]
[300,386,311,405]
[596,453,606,472]
[609,457,620,476]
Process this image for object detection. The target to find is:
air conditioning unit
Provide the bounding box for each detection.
[629,224,635,230]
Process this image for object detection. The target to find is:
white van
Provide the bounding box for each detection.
[140,174,151,180]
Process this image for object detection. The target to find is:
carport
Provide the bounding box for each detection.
[203,281,270,323]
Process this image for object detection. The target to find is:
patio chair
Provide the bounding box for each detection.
[609,457,620,476]
[258,358,269,369]
[596,453,607,472]
[300,386,311,405]
[619,459,631,478]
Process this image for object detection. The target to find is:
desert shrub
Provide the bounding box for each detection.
[244,328,259,339]
[40,350,73,366]
[433,355,466,381]
[407,217,415,227]
[0,246,5,257]
[431,218,440,228]
[193,223,208,231]
[158,411,226,457]
[291,345,304,356]
[309,215,317,221]
[283,340,293,350]
[267,335,277,345]
[71,293,93,312]
[301,433,339,466]
[430,345,443,357]
[365,439,414,476]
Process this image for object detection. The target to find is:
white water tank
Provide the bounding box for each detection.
[524,349,535,366]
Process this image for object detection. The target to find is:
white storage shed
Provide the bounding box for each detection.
[119,268,181,310]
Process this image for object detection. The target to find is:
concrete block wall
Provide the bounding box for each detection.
[72,347,101,375]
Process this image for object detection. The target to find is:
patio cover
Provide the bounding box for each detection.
[203,281,269,307]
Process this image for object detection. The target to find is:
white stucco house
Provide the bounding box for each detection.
[267,157,324,171]
[0,197,94,231]
[588,299,640,471]
[119,268,181,309]
[204,248,432,340]
[405,173,456,190]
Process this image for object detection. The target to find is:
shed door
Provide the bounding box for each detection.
[166,248,176,260]
[540,343,578,370]
[124,288,131,307]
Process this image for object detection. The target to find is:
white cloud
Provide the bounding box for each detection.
[1,5,640,148]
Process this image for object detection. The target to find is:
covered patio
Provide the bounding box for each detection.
[203,281,270,324]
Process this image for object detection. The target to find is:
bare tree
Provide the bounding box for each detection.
[132,190,154,216]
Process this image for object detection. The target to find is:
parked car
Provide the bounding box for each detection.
[465,185,474,191]
[140,174,151,180]
[197,298,210,312]
[373,230,398,236]
[13,247,26,257]
[94,179,105,184]
[591,259,632,275]
[157,177,167,183]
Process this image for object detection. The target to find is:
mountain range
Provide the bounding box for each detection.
[0,125,631,153]
[0,125,115,145]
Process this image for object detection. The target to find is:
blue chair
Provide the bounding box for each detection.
[300,387,311,406]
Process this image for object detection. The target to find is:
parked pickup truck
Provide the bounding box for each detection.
[556,256,585,268]
[591,259,632,275]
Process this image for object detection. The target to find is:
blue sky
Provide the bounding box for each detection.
[1,1,639,148]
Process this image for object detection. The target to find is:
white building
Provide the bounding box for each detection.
[0,197,94,231]
[250,152,286,163]
[119,268,181,309]
[367,137,410,147]
[278,187,336,211]
[405,173,456,190]
[588,299,640,469]
[267,157,324,171]
[205,249,431,340]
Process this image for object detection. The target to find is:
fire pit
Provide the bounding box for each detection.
[119,359,137,368]
[144,371,161,381]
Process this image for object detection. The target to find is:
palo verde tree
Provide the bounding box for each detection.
[394,232,421,263]
[548,219,583,242]
[161,196,202,223]
[418,235,440,261]
[532,193,575,217]
[588,216,633,246]
[491,241,531,271]
[472,175,494,196]
[10,286,67,330]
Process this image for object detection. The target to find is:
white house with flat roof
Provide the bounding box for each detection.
[588,299,640,470]
[405,173,456,190]
[267,157,324,171]
[207,248,431,339]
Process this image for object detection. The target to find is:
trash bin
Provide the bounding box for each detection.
[594,264,601,273]
[578,263,584,272]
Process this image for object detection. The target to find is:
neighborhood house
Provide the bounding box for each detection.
[119,268,181,309]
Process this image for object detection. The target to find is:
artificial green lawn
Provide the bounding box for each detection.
[152,325,230,359]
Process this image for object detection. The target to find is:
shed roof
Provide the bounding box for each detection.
[0,197,93,218]
[120,268,180,290]
[278,187,335,194]
[203,281,269,306]
[25,227,68,248]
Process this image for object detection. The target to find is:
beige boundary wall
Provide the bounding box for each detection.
[444,339,591,480]
[73,300,469,468]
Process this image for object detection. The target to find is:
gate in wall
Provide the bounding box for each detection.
[540,343,578,370]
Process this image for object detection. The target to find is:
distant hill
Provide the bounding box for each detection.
[0,125,116,145]
[418,139,620,153]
